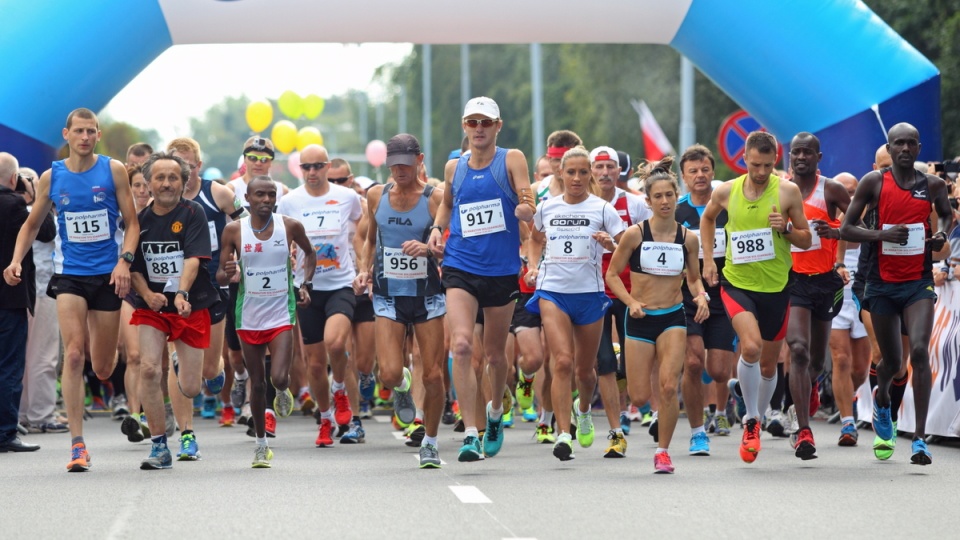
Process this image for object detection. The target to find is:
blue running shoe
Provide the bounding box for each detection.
[522,406,538,422]
[339,421,366,444]
[204,370,225,394]
[910,438,932,465]
[872,388,893,441]
[483,402,504,457]
[177,433,200,461]
[838,421,858,446]
[458,435,483,462]
[620,413,632,436]
[359,372,376,403]
[689,431,710,456]
[201,396,217,419]
[141,442,173,470]
[727,379,746,421]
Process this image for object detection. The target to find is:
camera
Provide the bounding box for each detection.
[934,161,960,173]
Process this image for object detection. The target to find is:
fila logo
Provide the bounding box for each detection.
[387,217,413,226]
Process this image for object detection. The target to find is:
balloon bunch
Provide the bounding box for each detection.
[245,92,327,180]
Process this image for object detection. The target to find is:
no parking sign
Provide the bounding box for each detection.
[717,110,781,174]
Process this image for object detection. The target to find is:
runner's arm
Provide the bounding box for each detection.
[288,217,316,283]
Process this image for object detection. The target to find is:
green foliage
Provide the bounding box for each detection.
[95,119,160,162]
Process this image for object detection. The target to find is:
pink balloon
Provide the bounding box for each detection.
[287,151,302,180]
[365,140,387,168]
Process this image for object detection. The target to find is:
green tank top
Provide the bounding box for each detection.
[723,174,792,292]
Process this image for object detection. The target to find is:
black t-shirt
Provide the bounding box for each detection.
[132,198,219,313]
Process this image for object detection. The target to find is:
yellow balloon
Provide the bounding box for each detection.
[277,90,303,120]
[297,127,324,151]
[245,100,273,133]
[271,120,298,154]
[303,94,325,120]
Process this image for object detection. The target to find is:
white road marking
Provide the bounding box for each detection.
[449,485,491,504]
[373,415,392,423]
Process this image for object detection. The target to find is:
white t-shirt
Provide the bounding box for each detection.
[277,183,362,291]
[534,194,625,293]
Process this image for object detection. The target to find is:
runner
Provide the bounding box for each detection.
[700,131,811,464]
[839,122,953,465]
[525,146,625,461]
[4,108,139,472]
[674,144,737,455]
[127,152,220,470]
[277,144,363,447]
[606,157,711,473]
[355,134,447,467]
[427,97,535,462]
[783,132,850,460]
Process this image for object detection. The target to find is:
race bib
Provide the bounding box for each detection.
[382,248,427,280]
[693,228,726,260]
[791,227,822,252]
[208,221,219,251]
[639,241,685,276]
[460,199,506,237]
[729,228,775,264]
[244,264,288,298]
[881,223,925,256]
[145,250,184,292]
[64,210,110,243]
[547,233,591,263]
[302,207,341,237]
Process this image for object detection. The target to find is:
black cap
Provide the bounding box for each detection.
[617,151,631,182]
[386,134,421,167]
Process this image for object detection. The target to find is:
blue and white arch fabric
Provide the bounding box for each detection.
[0,0,938,176]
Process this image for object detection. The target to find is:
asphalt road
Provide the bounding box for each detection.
[4,409,958,540]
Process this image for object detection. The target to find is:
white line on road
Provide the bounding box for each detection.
[449,485,491,504]
[373,415,392,423]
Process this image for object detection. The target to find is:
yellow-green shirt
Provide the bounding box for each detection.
[723,174,792,292]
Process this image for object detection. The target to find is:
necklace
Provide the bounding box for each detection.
[251,214,273,234]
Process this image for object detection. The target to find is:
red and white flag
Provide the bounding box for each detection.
[634,100,675,162]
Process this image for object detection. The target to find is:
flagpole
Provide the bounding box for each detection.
[680,56,695,154]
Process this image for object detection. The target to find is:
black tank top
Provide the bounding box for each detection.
[629,220,688,275]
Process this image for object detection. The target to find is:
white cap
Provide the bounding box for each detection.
[589,146,618,164]
[463,97,500,119]
[355,176,375,191]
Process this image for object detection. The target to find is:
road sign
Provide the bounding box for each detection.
[717,110,780,174]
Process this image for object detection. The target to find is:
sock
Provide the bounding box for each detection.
[299,385,310,397]
[331,380,345,393]
[415,408,424,421]
[890,374,908,422]
[770,363,785,411]
[841,416,854,425]
[256,437,267,447]
[540,410,554,426]
[423,435,438,448]
[353,415,361,425]
[577,401,591,416]
[708,404,717,414]
[71,436,84,446]
[489,404,503,419]
[615,428,624,436]
[395,367,411,393]
[320,409,333,420]
[181,429,193,437]
[692,425,705,436]
[235,370,248,381]
[620,410,630,418]
[465,427,479,438]
[738,358,762,420]
[655,447,667,454]
[758,372,778,420]
[151,434,166,445]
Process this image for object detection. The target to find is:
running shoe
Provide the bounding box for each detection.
[620,412,632,436]
[653,451,675,474]
[299,390,316,416]
[785,404,799,435]
[252,445,273,468]
[393,370,416,426]
[140,442,173,470]
[502,387,514,416]
[359,401,372,419]
[535,424,556,444]
[873,420,897,460]
[340,421,366,444]
[315,418,334,447]
[139,413,152,439]
[453,418,465,433]
[201,396,217,419]
[910,438,932,465]
[765,409,786,438]
[264,410,277,438]
[112,394,129,420]
[67,443,91,472]
[419,443,441,469]
[703,410,715,434]
[503,408,514,428]
[872,388,893,441]
[522,406,538,422]
[574,398,594,448]
[204,370,226,394]
[810,380,821,417]
[359,372,376,403]
[838,421,858,446]
[230,377,247,409]
[516,374,535,410]
[177,433,200,461]
[404,421,425,447]
[273,388,295,418]
[458,435,483,462]
[333,389,353,427]
[238,403,251,426]
[29,421,69,434]
[220,405,235,427]
[604,430,627,458]
[553,433,575,461]
[90,396,107,411]
[794,427,817,460]
[689,431,710,456]
[483,402,504,457]
[714,414,731,436]
[640,411,655,427]
[740,418,761,463]
[164,402,177,437]
[442,399,456,425]
[727,379,746,421]
[648,416,659,443]
[376,383,393,407]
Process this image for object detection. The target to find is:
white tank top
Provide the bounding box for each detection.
[236,214,295,331]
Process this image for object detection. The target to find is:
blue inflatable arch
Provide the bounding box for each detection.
[0,0,940,175]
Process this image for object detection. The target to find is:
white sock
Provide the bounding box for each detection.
[540,410,554,426]
[235,370,248,381]
[465,427,479,438]
[395,367,411,393]
[331,380,345,393]
[692,425,706,436]
[738,357,762,420]
[655,447,667,454]
[841,416,855,425]
[256,437,267,447]
[320,409,333,420]
[423,435,438,448]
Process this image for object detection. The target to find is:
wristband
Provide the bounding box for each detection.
[175,290,189,301]
[429,225,443,234]
[834,263,846,270]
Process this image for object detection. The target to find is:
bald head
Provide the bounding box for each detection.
[834,172,858,198]
[874,145,892,169]
[300,144,329,162]
[0,152,19,189]
[887,122,919,145]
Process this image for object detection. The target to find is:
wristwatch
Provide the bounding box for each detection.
[301,281,313,290]
[175,290,189,301]
[119,251,135,264]
[783,222,794,235]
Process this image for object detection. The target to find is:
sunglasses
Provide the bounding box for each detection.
[300,162,329,171]
[245,154,273,164]
[328,176,351,184]
[463,118,498,128]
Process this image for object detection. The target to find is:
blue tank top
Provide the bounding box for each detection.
[192,179,226,286]
[373,183,441,297]
[444,147,521,276]
[51,155,121,275]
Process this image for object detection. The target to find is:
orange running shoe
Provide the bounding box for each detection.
[315,418,334,447]
[794,426,818,460]
[67,443,91,472]
[739,418,762,463]
[333,389,352,426]
[220,405,235,427]
[264,410,277,438]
